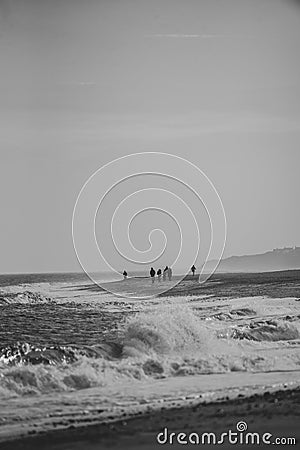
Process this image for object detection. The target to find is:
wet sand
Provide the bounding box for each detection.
[1,371,300,449]
[77,270,300,300]
[2,385,299,449]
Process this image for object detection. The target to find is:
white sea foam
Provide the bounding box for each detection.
[1,301,299,398]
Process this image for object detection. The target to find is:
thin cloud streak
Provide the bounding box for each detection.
[57,81,97,87]
[146,33,254,39]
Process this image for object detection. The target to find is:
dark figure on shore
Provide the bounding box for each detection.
[168,266,172,281]
[163,266,168,281]
[157,268,162,281]
[191,264,196,276]
[123,270,128,280]
[150,267,156,283]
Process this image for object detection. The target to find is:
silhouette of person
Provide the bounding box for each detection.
[150,267,156,283]
[123,270,128,280]
[157,268,162,281]
[191,265,196,276]
[163,266,168,281]
[168,266,172,281]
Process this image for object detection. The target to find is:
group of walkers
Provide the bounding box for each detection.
[122,264,197,281]
[150,266,172,283]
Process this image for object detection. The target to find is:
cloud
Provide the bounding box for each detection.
[71,81,96,87]
[146,33,254,39]
[76,82,96,86]
[58,81,96,87]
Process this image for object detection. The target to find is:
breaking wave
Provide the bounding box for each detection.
[0,291,53,305]
[122,305,213,356]
[1,304,300,398]
[229,320,300,342]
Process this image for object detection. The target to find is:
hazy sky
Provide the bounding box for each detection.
[0,0,300,273]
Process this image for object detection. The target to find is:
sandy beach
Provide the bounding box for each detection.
[1,375,299,449]
[0,271,300,449]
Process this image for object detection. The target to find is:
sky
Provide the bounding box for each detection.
[0,0,300,273]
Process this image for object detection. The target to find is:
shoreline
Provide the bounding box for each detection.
[75,269,300,300]
[1,382,299,449]
[1,371,300,449]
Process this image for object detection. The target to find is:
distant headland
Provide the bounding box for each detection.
[206,246,300,273]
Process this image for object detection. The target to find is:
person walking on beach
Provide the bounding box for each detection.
[157,268,162,282]
[163,266,168,281]
[150,267,156,283]
[167,266,172,281]
[123,270,128,280]
[191,264,196,276]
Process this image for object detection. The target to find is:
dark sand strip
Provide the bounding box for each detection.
[2,387,299,450]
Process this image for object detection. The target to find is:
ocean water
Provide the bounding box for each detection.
[1,271,300,401]
[0,271,122,287]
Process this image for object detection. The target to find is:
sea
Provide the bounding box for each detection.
[0,270,300,440]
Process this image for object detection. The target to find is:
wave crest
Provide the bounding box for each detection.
[0,291,53,305]
[1,303,300,398]
[229,320,300,342]
[122,304,213,357]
